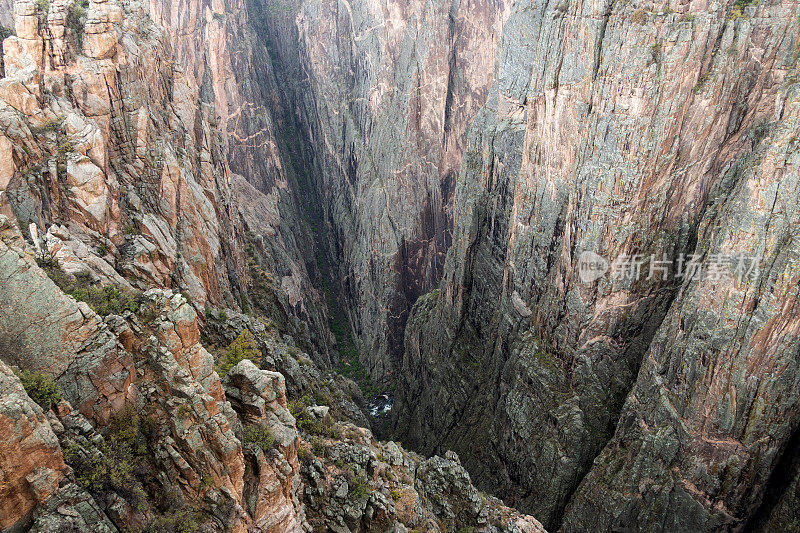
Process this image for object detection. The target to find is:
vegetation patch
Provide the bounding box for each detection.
[66,0,88,48]
[63,405,151,508]
[215,329,261,378]
[648,41,662,67]
[142,510,202,533]
[289,395,340,438]
[349,473,370,500]
[692,72,712,94]
[310,436,327,457]
[242,422,277,452]
[630,8,648,24]
[312,238,377,399]
[12,367,61,410]
[332,318,377,398]
[38,257,141,316]
[730,0,758,18]
[297,444,312,464]
[35,0,49,21]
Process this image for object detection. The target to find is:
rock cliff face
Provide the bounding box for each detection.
[0,0,330,360]
[1,0,799,530]
[235,0,514,377]
[148,0,333,358]
[0,0,247,309]
[284,0,514,374]
[394,0,800,530]
[0,359,67,531]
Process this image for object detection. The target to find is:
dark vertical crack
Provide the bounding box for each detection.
[442,0,461,139]
[591,0,613,81]
[747,423,800,531]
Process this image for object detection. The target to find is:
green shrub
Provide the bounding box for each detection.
[349,474,370,500]
[242,423,276,452]
[71,282,141,315]
[66,0,86,47]
[313,390,332,407]
[143,509,201,533]
[63,404,151,505]
[693,72,712,94]
[176,404,192,419]
[30,116,62,135]
[38,258,140,316]
[287,346,301,357]
[648,41,662,66]
[310,436,326,457]
[215,329,261,378]
[35,0,49,20]
[13,368,61,410]
[297,445,312,464]
[630,7,648,23]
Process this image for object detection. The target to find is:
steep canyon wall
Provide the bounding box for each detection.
[393,0,800,530]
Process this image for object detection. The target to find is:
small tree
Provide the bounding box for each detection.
[216,329,261,377]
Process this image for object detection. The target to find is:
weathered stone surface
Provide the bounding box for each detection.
[1,0,798,530]
[43,224,133,288]
[0,360,67,532]
[27,483,119,533]
[224,359,289,421]
[131,290,246,502]
[394,0,800,529]
[0,215,135,423]
[223,359,306,531]
[299,421,546,532]
[0,0,252,312]
[560,80,800,533]
[415,454,484,528]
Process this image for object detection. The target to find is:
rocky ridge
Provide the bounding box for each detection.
[0,210,545,531]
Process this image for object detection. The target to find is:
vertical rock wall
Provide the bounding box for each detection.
[251,0,514,376]
[394,0,800,529]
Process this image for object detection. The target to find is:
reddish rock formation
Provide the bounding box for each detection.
[0,360,66,531]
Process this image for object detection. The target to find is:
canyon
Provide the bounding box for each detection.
[0,0,798,530]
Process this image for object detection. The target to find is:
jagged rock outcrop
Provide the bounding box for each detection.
[0,360,67,531]
[298,420,546,532]
[223,360,306,531]
[393,0,800,529]
[0,208,304,529]
[0,0,252,312]
[0,214,135,423]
